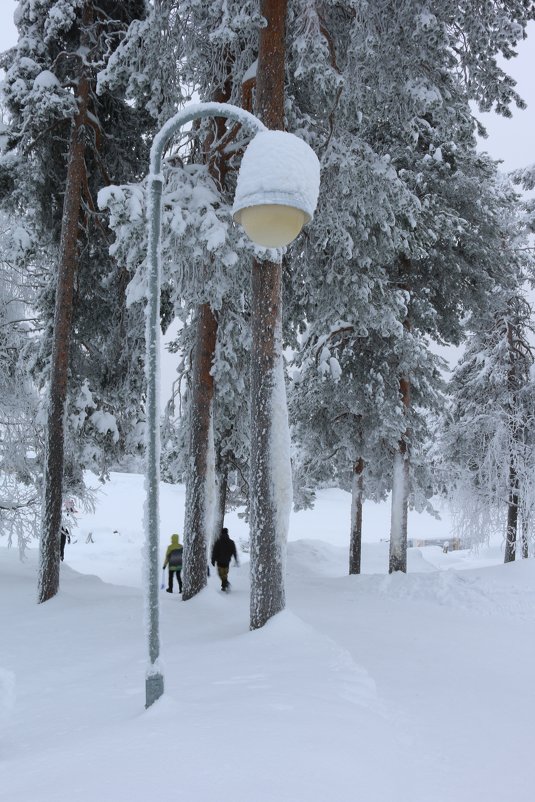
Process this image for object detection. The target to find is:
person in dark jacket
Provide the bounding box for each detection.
[163,534,183,593]
[211,527,239,591]
[60,526,70,561]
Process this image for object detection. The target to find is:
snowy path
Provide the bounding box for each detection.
[287,547,535,802]
[2,475,535,801]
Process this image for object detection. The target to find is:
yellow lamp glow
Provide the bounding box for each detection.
[236,204,306,248]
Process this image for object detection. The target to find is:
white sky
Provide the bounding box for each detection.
[0,6,533,170]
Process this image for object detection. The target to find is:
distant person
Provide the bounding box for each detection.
[443,540,449,554]
[163,534,183,594]
[60,525,71,561]
[211,527,239,591]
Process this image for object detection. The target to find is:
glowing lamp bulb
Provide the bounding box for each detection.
[236,204,306,248]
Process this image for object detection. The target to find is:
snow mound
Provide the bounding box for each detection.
[376,560,535,618]
[287,538,347,577]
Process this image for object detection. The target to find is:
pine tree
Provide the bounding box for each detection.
[100,0,262,601]
[1,0,150,600]
[288,0,535,574]
[440,287,535,559]
[100,1,535,608]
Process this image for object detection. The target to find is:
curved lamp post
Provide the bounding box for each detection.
[144,101,319,708]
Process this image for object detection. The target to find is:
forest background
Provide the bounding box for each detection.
[2,1,535,615]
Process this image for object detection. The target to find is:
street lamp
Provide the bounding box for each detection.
[144,101,319,708]
[232,129,320,247]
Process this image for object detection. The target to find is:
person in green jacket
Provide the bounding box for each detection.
[163,534,183,594]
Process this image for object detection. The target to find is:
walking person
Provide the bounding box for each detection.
[211,527,239,591]
[60,525,71,561]
[163,534,183,593]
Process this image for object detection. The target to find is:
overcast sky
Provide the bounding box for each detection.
[0,5,533,172]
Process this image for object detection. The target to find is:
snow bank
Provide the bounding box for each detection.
[2,472,535,801]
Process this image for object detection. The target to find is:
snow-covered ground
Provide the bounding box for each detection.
[2,472,534,802]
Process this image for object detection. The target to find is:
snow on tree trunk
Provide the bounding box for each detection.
[389,443,409,574]
[182,303,217,600]
[389,322,411,574]
[521,510,529,559]
[250,257,290,629]
[249,0,289,630]
[213,459,228,544]
[38,5,92,604]
[181,77,233,599]
[349,458,364,575]
[205,408,216,557]
[504,461,519,563]
[504,320,520,565]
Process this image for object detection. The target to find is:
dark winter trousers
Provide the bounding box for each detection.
[217,565,229,589]
[168,569,182,593]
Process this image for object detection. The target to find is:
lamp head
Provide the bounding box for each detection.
[232,130,320,248]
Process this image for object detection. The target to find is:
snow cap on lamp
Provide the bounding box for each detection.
[232,130,320,247]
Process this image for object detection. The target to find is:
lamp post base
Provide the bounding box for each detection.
[145,671,164,708]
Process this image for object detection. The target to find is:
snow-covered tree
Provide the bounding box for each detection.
[98,123,258,595]
[1,0,151,600]
[0,213,42,553]
[440,287,535,560]
[100,0,535,617]
[162,306,252,519]
[100,0,264,604]
[288,0,535,574]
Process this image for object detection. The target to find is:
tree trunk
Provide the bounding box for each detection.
[521,509,529,559]
[389,444,409,573]
[349,458,363,575]
[38,4,91,603]
[249,0,289,630]
[181,75,232,599]
[213,459,228,543]
[504,460,519,563]
[250,261,290,628]
[182,302,217,599]
[504,321,519,565]
[389,375,410,574]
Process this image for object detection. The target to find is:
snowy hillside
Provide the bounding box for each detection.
[2,472,534,802]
